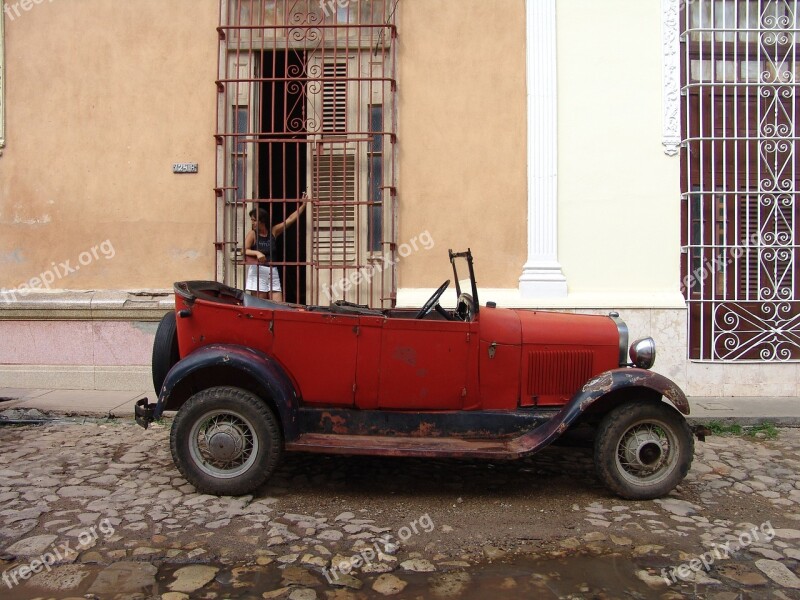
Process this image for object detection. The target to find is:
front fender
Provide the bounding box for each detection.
[579,368,689,415]
[508,368,689,458]
[153,344,300,440]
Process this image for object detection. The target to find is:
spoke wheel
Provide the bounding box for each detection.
[189,410,259,479]
[595,400,693,500]
[171,386,283,496]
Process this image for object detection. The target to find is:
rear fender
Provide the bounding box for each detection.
[509,368,689,457]
[153,344,300,440]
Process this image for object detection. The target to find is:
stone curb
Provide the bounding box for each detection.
[688,416,800,428]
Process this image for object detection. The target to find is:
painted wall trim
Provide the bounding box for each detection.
[0,290,173,321]
[519,0,567,298]
[661,0,681,156]
[398,288,687,310]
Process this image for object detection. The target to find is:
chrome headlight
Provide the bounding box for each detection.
[629,337,656,369]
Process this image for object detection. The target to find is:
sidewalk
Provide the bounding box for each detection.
[0,387,150,419]
[1,387,798,426]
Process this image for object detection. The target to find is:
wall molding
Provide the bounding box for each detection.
[0,290,173,321]
[662,0,681,156]
[519,0,568,298]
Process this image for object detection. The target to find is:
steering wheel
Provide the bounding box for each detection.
[415,280,450,319]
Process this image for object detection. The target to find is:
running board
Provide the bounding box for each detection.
[285,405,579,460]
[286,433,516,460]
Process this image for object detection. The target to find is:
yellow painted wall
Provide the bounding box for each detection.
[0,0,677,297]
[397,0,529,288]
[0,0,218,292]
[557,0,681,296]
[398,0,680,297]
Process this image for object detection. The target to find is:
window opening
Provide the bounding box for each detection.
[216,0,398,307]
[682,0,800,361]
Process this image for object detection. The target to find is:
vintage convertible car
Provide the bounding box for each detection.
[135,250,695,500]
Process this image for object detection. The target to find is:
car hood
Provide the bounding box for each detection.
[479,307,618,348]
[515,309,619,347]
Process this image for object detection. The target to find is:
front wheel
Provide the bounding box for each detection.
[594,400,694,500]
[170,386,283,496]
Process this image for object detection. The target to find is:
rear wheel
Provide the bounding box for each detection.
[152,311,179,395]
[594,400,693,500]
[170,386,283,496]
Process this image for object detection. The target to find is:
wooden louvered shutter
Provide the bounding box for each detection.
[322,62,347,135]
[739,200,759,299]
[739,198,794,300]
[313,151,356,264]
[311,58,357,266]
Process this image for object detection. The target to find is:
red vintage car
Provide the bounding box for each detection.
[136,250,695,500]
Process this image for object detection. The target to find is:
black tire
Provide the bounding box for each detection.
[152,311,179,395]
[170,386,283,496]
[594,400,694,500]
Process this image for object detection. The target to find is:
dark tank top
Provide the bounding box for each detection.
[254,233,275,263]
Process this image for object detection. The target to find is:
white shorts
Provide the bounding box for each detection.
[246,265,282,293]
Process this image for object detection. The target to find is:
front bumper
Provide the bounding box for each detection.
[135,398,155,429]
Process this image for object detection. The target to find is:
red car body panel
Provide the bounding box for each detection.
[173,291,620,413]
[516,310,620,406]
[134,253,693,501]
[353,316,384,410]
[376,319,472,410]
[177,300,275,357]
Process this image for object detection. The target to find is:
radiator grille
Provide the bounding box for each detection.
[527,350,594,397]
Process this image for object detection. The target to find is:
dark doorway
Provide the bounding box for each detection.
[259,50,308,304]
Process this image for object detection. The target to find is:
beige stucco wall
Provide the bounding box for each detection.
[0,0,218,293]
[397,0,682,300]
[557,0,682,297]
[1,0,678,298]
[397,0,529,289]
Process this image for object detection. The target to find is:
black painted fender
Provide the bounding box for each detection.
[508,368,689,458]
[152,344,301,440]
[578,367,689,415]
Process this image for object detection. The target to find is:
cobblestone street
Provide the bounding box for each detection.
[1,417,800,598]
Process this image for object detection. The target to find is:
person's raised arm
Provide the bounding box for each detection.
[272,200,308,238]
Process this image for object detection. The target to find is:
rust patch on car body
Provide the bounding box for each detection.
[582,371,613,394]
[413,421,439,438]
[319,412,349,435]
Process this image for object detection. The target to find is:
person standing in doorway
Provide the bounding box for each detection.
[245,198,307,301]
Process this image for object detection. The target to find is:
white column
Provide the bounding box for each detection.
[519,0,567,298]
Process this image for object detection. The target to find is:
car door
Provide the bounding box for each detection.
[272,310,358,406]
[376,317,470,410]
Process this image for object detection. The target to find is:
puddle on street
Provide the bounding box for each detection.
[1,553,785,599]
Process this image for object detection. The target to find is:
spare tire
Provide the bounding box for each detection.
[152,311,180,396]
